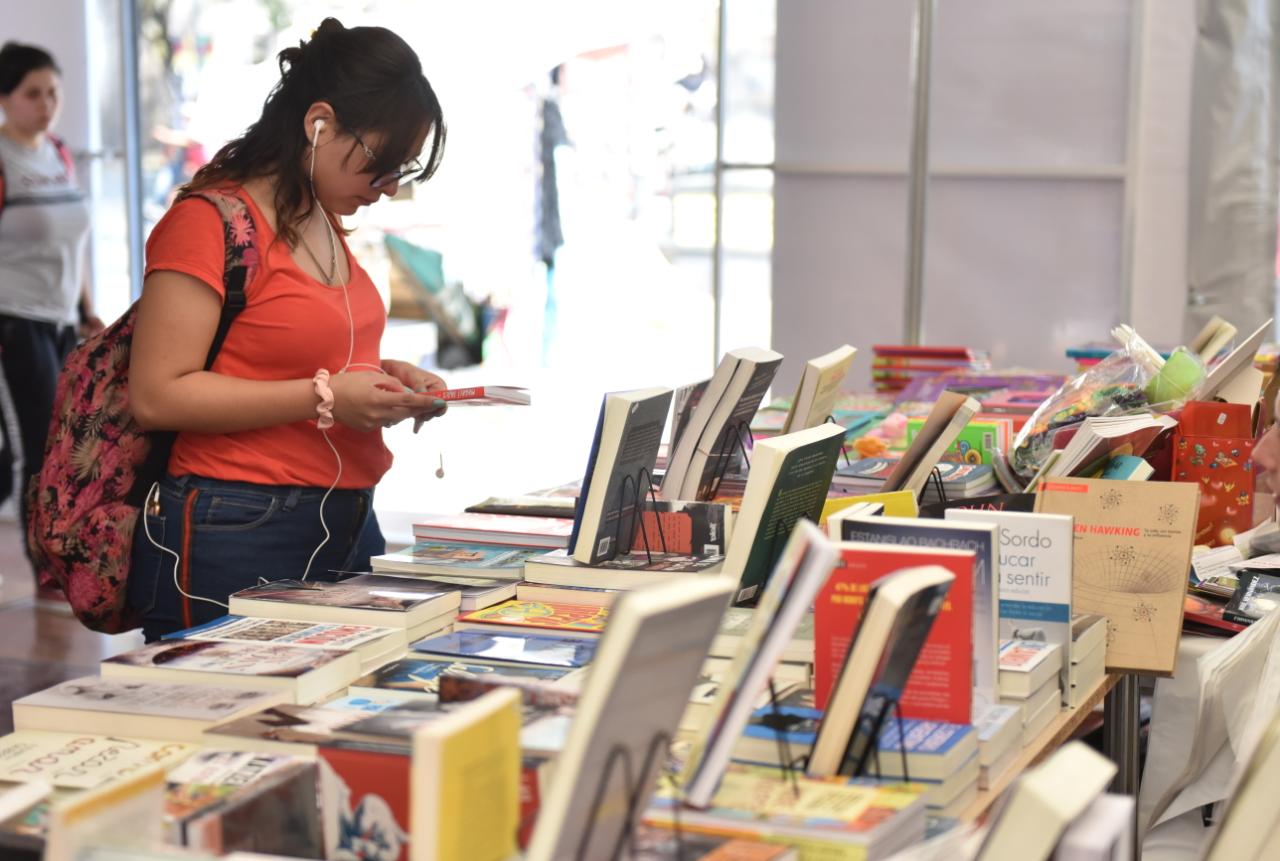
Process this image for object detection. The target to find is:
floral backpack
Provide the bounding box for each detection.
[26,190,259,632]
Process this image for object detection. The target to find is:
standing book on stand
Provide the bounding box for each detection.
[662,347,783,501]
[524,576,735,861]
[681,520,839,808]
[880,392,981,499]
[807,565,955,778]
[781,344,857,434]
[720,422,846,603]
[569,387,673,564]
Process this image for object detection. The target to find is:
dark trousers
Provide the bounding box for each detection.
[128,473,386,642]
[0,314,76,575]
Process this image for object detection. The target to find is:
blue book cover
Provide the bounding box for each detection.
[876,719,973,756]
[410,630,598,668]
[162,615,246,639]
[741,704,821,746]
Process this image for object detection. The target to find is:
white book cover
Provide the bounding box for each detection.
[179,615,401,652]
[0,731,194,789]
[14,676,284,721]
[948,509,1074,704]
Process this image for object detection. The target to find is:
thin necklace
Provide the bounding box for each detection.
[297,210,338,285]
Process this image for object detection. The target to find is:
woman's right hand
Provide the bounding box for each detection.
[328,371,421,432]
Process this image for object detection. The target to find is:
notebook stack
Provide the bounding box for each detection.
[997,639,1064,746]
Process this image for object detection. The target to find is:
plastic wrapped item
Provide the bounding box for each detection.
[1007,326,1204,482]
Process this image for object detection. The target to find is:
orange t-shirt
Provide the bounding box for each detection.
[143,189,393,488]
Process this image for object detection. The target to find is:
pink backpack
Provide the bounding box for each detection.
[26,189,259,632]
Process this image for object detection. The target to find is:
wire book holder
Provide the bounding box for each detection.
[576,731,685,861]
[758,677,807,798]
[607,467,669,564]
[824,414,853,467]
[706,420,754,499]
[916,465,948,505]
[840,691,911,783]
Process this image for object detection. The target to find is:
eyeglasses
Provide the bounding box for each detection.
[349,129,425,189]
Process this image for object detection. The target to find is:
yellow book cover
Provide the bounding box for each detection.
[457,599,609,634]
[411,687,522,861]
[822,490,918,526]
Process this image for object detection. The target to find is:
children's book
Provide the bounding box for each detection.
[454,600,608,638]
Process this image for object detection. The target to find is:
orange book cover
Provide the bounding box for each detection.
[814,544,974,724]
[457,600,609,635]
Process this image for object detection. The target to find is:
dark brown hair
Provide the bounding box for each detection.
[183,18,445,246]
[0,42,60,95]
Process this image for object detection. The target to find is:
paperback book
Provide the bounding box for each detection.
[411,630,599,670]
[454,600,609,638]
[351,658,579,698]
[370,541,544,580]
[0,732,194,790]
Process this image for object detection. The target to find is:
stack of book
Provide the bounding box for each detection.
[996,639,1064,746]
[974,704,1022,791]
[870,344,991,395]
[1069,614,1108,707]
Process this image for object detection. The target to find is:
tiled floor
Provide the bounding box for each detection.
[0,521,145,733]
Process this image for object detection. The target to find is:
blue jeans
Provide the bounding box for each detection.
[128,473,385,642]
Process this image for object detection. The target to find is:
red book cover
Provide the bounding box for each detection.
[1171,404,1256,547]
[317,747,412,861]
[517,759,546,849]
[815,544,974,723]
[1184,593,1247,635]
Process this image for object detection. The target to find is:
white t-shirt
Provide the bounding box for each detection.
[0,134,90,324]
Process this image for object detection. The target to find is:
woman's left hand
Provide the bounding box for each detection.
[380,359,448,432]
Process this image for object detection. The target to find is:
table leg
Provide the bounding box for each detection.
[1104,673,1142,859]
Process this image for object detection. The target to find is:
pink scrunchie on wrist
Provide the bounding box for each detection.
[313,369,335,430]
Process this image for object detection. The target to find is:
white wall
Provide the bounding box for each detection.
[773,0,1196,392]
[4,0,92,152]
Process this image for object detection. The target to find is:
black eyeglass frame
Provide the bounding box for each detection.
[348,128,426,189]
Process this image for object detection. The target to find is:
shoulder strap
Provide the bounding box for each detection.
[180,190,260,370]
[48,135,76,180]
[127,190,261,505]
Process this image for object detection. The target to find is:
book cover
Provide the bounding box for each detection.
[413,512,573,548]
[1183,593,1247,634]
[230,576,459,613]
[371,542,544,578]
[457,600,609,635]
[686,350,784,501]
[354,658,576,695]
[667,378,711,458]
[724,422,846,602]
[172,616,397,652]
[102,640,349,679]
[317,746,412,861]
[204,705,405,754]
[570,388,673,564]
[837,515,998,719]
[947,509,1074,703]
[13,677,282,723]
[1171,428,1256,547]
[782,344,857,435]
[411,631,598,669]
[906,416,1013,466]
[1223,571,1280,626]
[998,639,1059,673]
[418,385,529,405]
[630,500,733,557]
[465,495,577,519]
[814,543,974,723]
[411,688,523,861]
[0,732,194,790]
[1035,478,1199,675]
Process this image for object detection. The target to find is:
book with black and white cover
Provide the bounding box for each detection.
[833,513,999,720]
[661,347,783,501]
[526,577,735,861]
[100,640,362,705]
[807,565,955,778]
[569,387,673,564]
[947,508,1074,703]
[165,615,406,672]
[682,520,838,808]
[12,677,292,743]
[682,348,783,501]
[665,378,711,467]
[721,422,846,603]
[228,574,462,638]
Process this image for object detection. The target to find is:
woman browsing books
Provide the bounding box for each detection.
[127,19,450,640]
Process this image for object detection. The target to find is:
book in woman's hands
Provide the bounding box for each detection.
[419,386,530,405]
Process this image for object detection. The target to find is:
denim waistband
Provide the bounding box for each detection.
[163,473,373,508]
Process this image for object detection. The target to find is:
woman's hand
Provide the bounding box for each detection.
[328,371,422,433]
[381,359,448,432]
